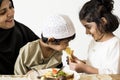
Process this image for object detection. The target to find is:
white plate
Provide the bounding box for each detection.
[39,67,80,80]
[28,67,80,80]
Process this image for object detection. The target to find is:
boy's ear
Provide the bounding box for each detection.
[48,37,55,42]
[101,17,107,25]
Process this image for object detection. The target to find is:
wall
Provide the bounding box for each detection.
[13,0,120,61]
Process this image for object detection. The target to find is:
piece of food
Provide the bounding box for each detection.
[42,68,74,80]
[65,47,73,59]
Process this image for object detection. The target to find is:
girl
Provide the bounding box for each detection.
[69,0,120,74]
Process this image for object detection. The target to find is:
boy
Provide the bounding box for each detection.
[14,15,76,75]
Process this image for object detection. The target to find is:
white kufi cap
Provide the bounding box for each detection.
[42,15,75,39]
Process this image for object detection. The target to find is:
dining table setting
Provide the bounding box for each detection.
[0,74,120,80]
[0,67,120,80]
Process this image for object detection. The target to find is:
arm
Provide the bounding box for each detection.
[69,55,98,74]
[14,43,30,75]
[69,40,120,74]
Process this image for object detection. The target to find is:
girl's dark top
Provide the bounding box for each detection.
[0,20,39,74]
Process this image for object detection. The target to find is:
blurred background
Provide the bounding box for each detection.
[13,0,120,63]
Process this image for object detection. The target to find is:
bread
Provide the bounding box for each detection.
[65,47,73,59]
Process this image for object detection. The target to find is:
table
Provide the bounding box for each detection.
[0,75,28,80]
[80,74,120,80]
[109,74,120,80]
[0,74,120,80]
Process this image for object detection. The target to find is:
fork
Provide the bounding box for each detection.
[32,68,42,79]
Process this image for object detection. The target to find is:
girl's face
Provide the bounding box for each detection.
[49,39,70,51]
[0,0,15,29]
[81,20,104,41]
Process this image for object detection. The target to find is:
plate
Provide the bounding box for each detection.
[28,67,80,80]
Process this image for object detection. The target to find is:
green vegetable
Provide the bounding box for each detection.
[56,71,66,77]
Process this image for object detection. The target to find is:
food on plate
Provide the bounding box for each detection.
[41,68,74,80]
[65,47,73,59]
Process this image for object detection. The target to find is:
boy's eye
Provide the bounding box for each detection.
[62,40,69,43]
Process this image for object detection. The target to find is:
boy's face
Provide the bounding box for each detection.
[48,39,70,51]
[0,0,15,29]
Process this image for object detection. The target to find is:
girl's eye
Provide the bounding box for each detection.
[86,26,91,29]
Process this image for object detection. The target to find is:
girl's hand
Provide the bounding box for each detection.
[69,59,85,73]
[67,54,86,73]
